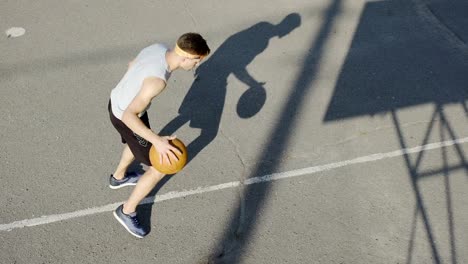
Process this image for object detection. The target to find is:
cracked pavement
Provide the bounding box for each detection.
[1,0,468,263]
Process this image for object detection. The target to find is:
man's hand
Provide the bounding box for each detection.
[153,135,183,165]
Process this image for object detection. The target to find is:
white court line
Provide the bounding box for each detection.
[1,137,467,232]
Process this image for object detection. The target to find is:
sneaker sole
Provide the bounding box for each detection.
[108,182,137,190]
[113,211,144,239]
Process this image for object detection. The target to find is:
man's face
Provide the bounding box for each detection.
[180,56,203,70]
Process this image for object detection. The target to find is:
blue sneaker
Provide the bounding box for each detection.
[109,172,142,189]
[113,204,148,238]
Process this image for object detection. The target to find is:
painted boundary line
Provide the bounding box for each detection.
[1,137,467,232]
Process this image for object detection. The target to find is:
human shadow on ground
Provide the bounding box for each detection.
[205,1,343,261]
[323,0,468,263]
[138,13,302,233]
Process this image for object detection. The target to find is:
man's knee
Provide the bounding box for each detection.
[147,166,165,178]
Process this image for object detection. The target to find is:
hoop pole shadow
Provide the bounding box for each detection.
[210,1,342,262]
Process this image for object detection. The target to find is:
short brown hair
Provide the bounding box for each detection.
[177,33,210,56]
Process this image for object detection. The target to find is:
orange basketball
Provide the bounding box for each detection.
[149,138,187,174]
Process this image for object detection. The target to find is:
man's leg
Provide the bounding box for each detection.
[112,144,135,180]
[122,166,165,214]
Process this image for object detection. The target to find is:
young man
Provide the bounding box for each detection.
[108,33,210,238]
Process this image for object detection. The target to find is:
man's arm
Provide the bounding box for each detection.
[128,59,136,69]
[122,77,181,164]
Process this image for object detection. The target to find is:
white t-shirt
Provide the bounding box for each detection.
[110,43,171,120]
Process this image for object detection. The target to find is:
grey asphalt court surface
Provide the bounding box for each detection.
[1,0,467,263]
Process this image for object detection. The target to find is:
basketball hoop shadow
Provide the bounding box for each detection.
[323,0,468,262]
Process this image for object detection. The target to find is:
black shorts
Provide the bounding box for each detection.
[108,100,152,166]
